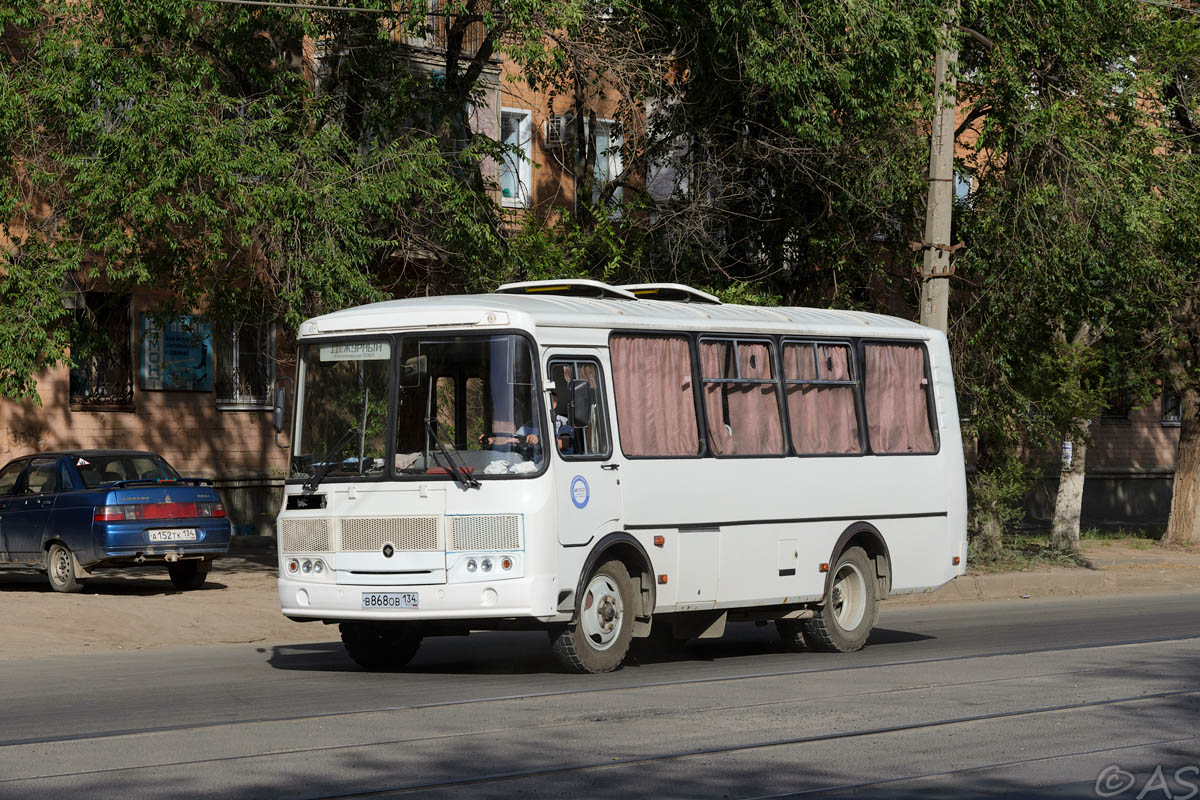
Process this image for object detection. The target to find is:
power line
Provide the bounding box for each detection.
[1133,0,1200,15]
[195,0,398,14]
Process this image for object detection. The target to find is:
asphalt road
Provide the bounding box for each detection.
[1,592,1197,799]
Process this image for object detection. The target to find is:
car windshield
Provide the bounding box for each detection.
[75,454,181,488]
[288,334,545,482]
[395,334,544,478]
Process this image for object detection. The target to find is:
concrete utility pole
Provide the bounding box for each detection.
[919,10,958,334]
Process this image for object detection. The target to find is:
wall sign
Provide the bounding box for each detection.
[140,315,214,391]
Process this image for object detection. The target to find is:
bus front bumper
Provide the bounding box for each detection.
[278,574,560,622]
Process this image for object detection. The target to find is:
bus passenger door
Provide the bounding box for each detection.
[546,354,623,546]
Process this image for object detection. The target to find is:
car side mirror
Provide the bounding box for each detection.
[567,379,591,429]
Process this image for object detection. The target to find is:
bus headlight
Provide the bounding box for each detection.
[466,559,478,573]
[481,558,493,572]
[301,560,312,574]
[313,559,324,575]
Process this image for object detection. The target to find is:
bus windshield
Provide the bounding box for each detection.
[395,334,544,478]
[289,334,545,483]
[291,340,392,483]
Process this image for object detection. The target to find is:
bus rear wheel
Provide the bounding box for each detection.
[551,559,634,673]
[339,622,423,671]
[804,546,879,653]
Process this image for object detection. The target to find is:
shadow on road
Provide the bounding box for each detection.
[265,623,937,676]
[0,553,273,595]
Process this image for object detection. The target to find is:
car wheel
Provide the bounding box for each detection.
[551,559,634,673]
[803,546,879,653]
[46,542,84,594]
[339,622,423,671]
[167,560,209,590]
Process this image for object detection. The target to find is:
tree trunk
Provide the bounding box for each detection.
[1165,385,1200,546]
[976,510,1004,558]
[1050,419,1089,553]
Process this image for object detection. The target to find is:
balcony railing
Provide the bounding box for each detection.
[397,0,487,59]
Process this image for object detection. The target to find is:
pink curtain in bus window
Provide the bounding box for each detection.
[700,342,784,455]
[784,344,859,454]
[610,335,700,456]
[865,344,935,453]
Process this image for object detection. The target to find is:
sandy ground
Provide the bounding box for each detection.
[0,539,1196,660]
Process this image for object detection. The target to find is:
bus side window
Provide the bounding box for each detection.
[863,343,938,454]
[782,341,861,455]
[609,334,701,458]
[549,359,611,458]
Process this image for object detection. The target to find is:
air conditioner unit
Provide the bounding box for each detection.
[546,112,576,147]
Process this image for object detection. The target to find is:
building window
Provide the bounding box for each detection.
[70,292,134,412]
[592,119,623,205]
[1101,389,1132,424]
[1162,383,1182,427]
[216,323,276,409]
[499,108,532,208]
[954,171,974,205]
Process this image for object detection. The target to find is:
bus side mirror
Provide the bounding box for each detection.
[403,355,428,385]
[273,386,287,434]
[567,379,591,428]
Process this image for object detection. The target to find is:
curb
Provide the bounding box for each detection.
[890,563,1200,606]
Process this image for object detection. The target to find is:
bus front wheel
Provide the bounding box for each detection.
[804,546,879,653]
[551,559,634,673]
[339,622,423,671]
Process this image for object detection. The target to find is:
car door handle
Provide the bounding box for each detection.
[38,498,53,507]
[600,464,620,471]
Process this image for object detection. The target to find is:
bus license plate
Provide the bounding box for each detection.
[361,592,419,609]
[148,529,198,542]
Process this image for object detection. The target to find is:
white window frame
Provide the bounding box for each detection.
[217,323,277,410]
[591,118,624,205]
[500,107,533,209]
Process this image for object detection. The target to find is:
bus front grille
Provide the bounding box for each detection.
[279,518,333,553]
[340,516,442,552]
[449,515,522,551]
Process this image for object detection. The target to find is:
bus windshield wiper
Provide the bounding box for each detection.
[425,420,480,490]
[305,426,360,491]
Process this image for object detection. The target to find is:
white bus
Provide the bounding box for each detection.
[274,281,967,673]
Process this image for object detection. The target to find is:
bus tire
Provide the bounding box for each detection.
[339,622,423,671]
[551,559,634,673]
[804,546,878,653]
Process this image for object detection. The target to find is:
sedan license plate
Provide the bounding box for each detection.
[362,592,419,609]
[148,529,198,542]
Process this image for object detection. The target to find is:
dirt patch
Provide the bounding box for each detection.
[2,538,1197,659]
[0,553,320,660]
[892,538,1200,606]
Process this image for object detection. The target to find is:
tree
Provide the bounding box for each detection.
[951,0,1182,554]
[503,0,947,306]
[0,0,539,400]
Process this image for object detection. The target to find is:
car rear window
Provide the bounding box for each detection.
[74,455,181,489]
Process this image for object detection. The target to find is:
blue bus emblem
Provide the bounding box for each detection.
[570,475,590,509]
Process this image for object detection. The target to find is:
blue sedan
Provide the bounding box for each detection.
[0,450,232,592]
